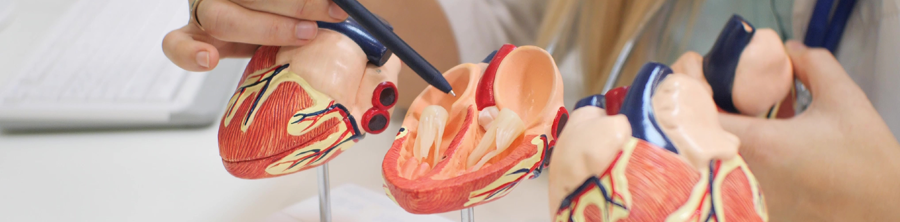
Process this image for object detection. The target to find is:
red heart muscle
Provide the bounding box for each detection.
[554,139,767,222]
[218,46,364,179]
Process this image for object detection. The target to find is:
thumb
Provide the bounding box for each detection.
[718,112,778,158]
[163,26,221,71]
[718,112,765,140]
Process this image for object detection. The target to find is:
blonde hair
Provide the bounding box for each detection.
[537,0,706,96]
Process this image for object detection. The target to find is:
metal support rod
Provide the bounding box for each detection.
[317,163,332,222]
[603,40,637,93]
[461,208,474,222]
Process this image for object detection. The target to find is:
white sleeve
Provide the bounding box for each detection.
[436,0,547,63]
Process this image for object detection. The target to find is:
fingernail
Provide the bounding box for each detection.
[329,4,348,20]
[196,51,209,68]
[295,22,317,40]
[786,40,806,54]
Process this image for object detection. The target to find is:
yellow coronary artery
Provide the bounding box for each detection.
[464,136,545,207]
[665,156,768,222]
[555,138,637,222]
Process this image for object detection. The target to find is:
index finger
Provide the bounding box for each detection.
[231,0,348,22]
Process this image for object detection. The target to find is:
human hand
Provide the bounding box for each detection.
[162,0,349,71]
[719,40,900,221]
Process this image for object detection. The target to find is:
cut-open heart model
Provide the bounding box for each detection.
[217,17,401,179]
[382,44,568,214]
[551,63,768,222]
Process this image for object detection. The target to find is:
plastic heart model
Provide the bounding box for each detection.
[671,14,794,118]
[218,17,401,179]
[382,44,568,214]
[550,63,767,222]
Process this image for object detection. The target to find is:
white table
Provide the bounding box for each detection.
[0,1,552,221]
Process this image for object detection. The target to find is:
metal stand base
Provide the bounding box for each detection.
[317,163,332,222]
[461,208,474,222]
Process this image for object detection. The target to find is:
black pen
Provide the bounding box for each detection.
[331,0,456,97]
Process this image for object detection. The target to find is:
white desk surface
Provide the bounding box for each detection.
[0,1,551,221]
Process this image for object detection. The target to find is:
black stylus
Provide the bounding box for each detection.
[331,0,456,97]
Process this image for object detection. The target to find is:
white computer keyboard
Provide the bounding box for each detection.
[3,0,189,103]
[0,0,245,130]
[0,0,13,32]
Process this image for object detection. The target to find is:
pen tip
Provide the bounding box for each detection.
[449,90,457,97]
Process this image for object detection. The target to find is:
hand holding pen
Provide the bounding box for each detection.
[331,0,455,96]
[163,0,454,96]
[163,0,350,72]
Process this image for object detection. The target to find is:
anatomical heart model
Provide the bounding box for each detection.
[382,44,568,213]
[546,15,794,222]
[218,17,401,179]
[671,15,794,118]
[549,63,767,222]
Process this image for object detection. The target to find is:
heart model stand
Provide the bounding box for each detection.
[317,164,332,222]
[316,163,476,222]
[461,208,474,222]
